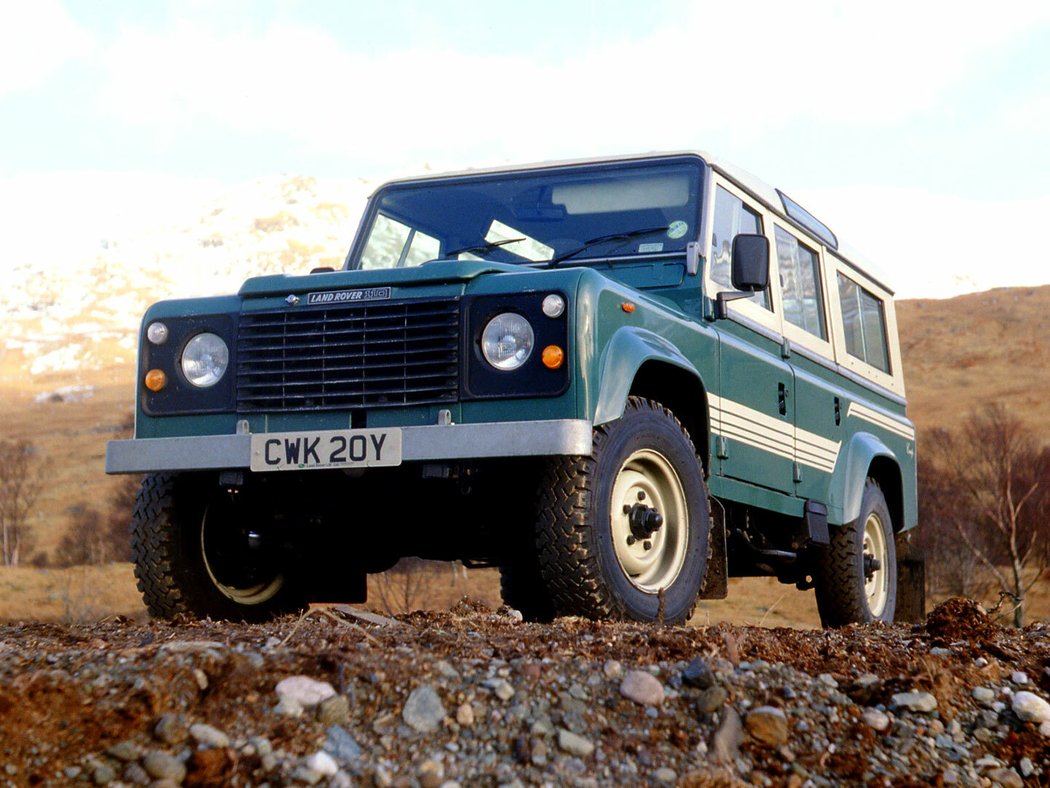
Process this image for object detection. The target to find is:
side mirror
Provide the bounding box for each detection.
[731,234,769,291]
[714,234,770,319]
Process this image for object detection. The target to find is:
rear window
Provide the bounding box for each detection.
[838,273,890,372]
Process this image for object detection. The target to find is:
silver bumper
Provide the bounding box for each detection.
[106,419,594,474]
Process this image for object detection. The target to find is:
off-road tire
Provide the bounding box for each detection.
[131,472,306,622]
[814,479,897,627]
[535,397,709,623]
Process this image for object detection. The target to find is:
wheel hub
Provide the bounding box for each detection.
[627,502,664,540]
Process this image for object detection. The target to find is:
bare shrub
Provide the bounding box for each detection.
[55,495,134,568]
[372,558,441,615]
[0,440,42,566]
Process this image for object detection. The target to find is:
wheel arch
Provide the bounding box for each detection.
[592,327,710,475]
[831,432,905,531]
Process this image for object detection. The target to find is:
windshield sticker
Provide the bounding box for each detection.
[638,242,665,253]
[307,287,392,305]
[667,220,688,239]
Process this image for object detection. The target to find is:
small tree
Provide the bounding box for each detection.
[0,440,42,566]
[924,404,1050,627]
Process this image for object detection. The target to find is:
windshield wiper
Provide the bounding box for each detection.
[444,237,525,259]
[548,226,670,267]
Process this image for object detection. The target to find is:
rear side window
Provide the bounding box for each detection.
[775,226,826,339]
[710,186,769,309]
[838,273,890,372]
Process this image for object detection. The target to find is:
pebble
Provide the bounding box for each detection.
[891,691,938,713]
[1010,671,1029,685]
[620,670,665,706]
[557,728,595,757]
[153,714,189,745]
[141,751,186,782]
[456,702,475,726]
[745,706,789,746]
[682,657,714,689]
[1011,691,1050,724]
[307,751,339,777]
[403,684,446,733]
[92,763,116,785]
[986,767,1023,788]
[817,673,838,689]
[190,722,230,748]
[862,708,891,732]
[106,740,141,762]
[1020,758,1035,777]
[603,659,623,679]
[275,697,304,718]
[276,676,336,708]
[972,687,996,704]
[318,694,351,725]
[713,707,744,764]
[122,762,150,785]
[324,725,364,764]
[654,766,677,785]
[484,678,515,701]
[696,685,729,715]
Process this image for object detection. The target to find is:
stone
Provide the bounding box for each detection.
[276,676,336,708]
[620,670,665,706]
[654,766,677,785]
[696,685,729,715]
[1012,691,1050,724]
[418,759,444,788]
[817,673,839,689]
[106,740,141,762]
[557,729,595,757]
[324,725,364,764]
[972,687,996,704]
[1010,671,1029,685]
[154,714,189,745]
[986,768,1023,788]
[122,762,150,785]
[603,660,623,679]
[91,763,116,785]
[891,692,937,713]
[190,722,230,748]
[456,702,475,726]
[746,706,789,746]
[275,697,304,717]
[484,678,515,701]
[1020,758,1035,777]
[403,685,446,733]
[862,708,891,732]
[713,707,744,764]
[318,695,351,726]
[307,751,339,777]
[142,751,187,782]
[682,658,714,689]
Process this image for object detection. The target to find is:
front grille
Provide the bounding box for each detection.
[236,297,460,412]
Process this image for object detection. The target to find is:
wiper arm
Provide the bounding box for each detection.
[444,237,525,259]
[548,226,669,267]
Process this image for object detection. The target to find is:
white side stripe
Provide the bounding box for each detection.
[846,402,916,441]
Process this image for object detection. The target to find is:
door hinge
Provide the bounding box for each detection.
[717,436,729,459]
[793,462,802,483]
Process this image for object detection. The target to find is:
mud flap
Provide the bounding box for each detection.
[698,509,728,599]
[895,531,926,623]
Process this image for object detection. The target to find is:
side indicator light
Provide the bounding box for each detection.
[144,369,168,392]
[542,345,565,369]
[621,302,636,313]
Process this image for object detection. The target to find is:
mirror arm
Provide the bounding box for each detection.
[686,241,702,276]
[715,290,756,320]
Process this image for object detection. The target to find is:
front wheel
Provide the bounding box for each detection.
[535,397,709,623]
[131,473,306,621]
[813,479,897,627]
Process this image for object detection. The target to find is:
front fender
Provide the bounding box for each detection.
[829,431,900,524]
[592,326,701,426]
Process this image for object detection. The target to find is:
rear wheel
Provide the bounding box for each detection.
[814,479,897,626]
[535,397,709,623]
[132,473,306,621]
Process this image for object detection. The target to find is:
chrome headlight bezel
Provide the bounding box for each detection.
[179,332,230,388]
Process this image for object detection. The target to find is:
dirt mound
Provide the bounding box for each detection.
[924,597,1003,644]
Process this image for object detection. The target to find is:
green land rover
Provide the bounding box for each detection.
[106,152,923,626]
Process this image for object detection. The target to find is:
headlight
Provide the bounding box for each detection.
[481,313,534,371]
[181,332,229,387]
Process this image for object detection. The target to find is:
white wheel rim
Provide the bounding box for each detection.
[609,449,688,592]
[862,512,889,618]
[200,507,284,605]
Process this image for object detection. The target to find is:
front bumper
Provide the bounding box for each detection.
[105,419,594,474]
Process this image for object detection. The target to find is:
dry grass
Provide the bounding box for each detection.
[0,564,146,624]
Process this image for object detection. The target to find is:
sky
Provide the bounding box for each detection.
[2,0,1050,298]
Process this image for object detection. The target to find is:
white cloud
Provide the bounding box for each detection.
[0,1,94,93]
[94,2,1050,164]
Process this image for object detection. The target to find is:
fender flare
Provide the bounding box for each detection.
[830,431,902,525]
[592,326,703,426]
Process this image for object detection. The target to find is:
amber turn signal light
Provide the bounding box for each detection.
[144,369,168,392]
[621,302,636,313]
[542,345,565,369]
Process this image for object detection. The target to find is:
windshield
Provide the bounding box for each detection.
[348,158,704,271]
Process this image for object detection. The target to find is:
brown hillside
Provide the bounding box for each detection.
[897,285,1050,436]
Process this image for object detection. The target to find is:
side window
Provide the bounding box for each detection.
[359,214,440,270]
[775,226,826,339]
[710,186,769,309]
[838,273,890,372]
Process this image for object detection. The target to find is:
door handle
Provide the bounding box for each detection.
[778,383,787,416]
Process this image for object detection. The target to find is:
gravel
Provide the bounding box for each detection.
[1,597,1048,784]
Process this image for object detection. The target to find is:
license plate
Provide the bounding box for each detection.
[250,428,402,472]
